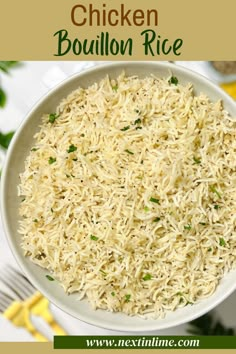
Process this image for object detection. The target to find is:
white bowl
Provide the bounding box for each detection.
[1,62,236,332]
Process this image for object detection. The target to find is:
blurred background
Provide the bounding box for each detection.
[0,61,236,341]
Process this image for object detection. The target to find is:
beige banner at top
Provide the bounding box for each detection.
[0,0,235,60]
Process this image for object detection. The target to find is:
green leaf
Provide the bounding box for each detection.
[153,217,161,222]
[48,113,58,123]
[193,156,201,164]
[125,294,131,303]
[48,157,56,164]
[150,197,160,204]
[46,275,55,281]
[0,131,14,149]
[219,237,226,247]
[134,118,141,125]
[67,144,77,153]
[111,291,115,297]
[0,88,7,108]
[0,61,19,74]
[184,224,192,230]
[143,273,152,281]
[168,76,178,85]
[90,235,98,241]
[120,126,130,131]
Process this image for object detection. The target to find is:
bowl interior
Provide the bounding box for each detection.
[2,62,236,332]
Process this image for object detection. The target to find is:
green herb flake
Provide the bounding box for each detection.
[0,131,14,149]
[0,88,7,108]
[48,113,58,124]
[169,76,178,85]
[125,294,131,303]
[81,133,85,137]
[90,235,99,241]
[111,291,116,297]
[21,198,26,202]
[210,185,221,199]
[150,197,160,204]
[51,208,54,213]
[112,85,118,92]
[72,158,78,161]
[207,247,212,252]
[135,109,140,114]
[199,222,207,226]
[219,238,226,247]
[214,204,220,210]
[143,273,152,281]
[67,144,77,153]
[153,217,161,222]
[33,219,38,223]
[144,206,150,212]
[184,224,192,230]
[135,126,142,130]
[48,157,56,165]
[134,118,141,125]
[46,275,55,281]
[124,149,134,155]
[100,269,107,276]
[31,147,39,152]
[120,125,130,131]
[193,156,201,164]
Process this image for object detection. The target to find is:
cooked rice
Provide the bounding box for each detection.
[18,73,236,318]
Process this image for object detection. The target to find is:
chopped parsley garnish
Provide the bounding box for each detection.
[143,273,152,281]
[150,197,160,204]
[153,217,161,222]
[112,84,118,91]
[135,109,140,114]
[51,208,54,213]
[219,238,226,247]
[31,147,38,152]
[124,149,134,155]
[193,156,201,164]
[67,144,77,153]
[72,158,78,161]
[199,222,207,226]
[21,198,26,202]
[48,113,58,124]
[48,157,56,164]
[125,294,131,303]
[90,235,98,241]
[169,76,178,85]
[214,204,220,210]
[144,206,150,212]
[46,275,55,281]
[134,118,141,125]
[100,269,107,276]
[111,292,115,297]
[207,247,212,252]
[81,133,85,137]
[210,185,221,199]
[120,125,130,131]
[33,219,38,223]
[184,224,192,230]
[135,126,142,130]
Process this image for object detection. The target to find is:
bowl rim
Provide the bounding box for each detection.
[1,61,236,332]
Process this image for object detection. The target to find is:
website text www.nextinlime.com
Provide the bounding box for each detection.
[85,337,199,349]
[54,335,236,349]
